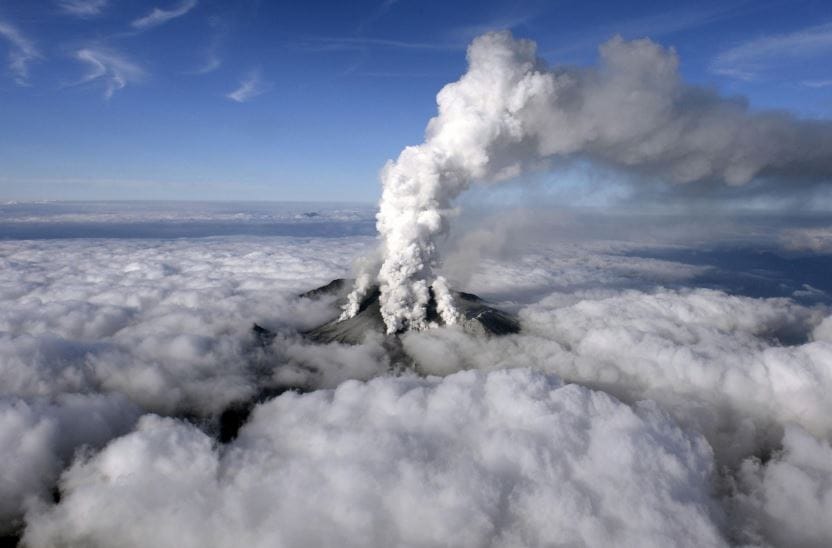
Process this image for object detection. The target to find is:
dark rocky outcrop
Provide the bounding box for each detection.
[217,386,304,443]
[302,278,520,344]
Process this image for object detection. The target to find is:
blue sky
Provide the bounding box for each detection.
[0,0,831,202]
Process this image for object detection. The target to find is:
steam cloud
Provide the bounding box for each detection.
[351,31,832,333]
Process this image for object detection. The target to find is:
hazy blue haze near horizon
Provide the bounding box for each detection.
[2,200,831,309]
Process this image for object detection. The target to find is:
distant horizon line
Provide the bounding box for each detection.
[1,199,379,206]
[3,199,832,216]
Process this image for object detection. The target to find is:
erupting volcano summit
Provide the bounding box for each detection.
[303,278,519,344]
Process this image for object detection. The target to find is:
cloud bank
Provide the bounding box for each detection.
[23,369,726,548]
[404,288,829,463]
[0,234,375,532]
[0,393,139,535]
[0,208,831,546]
[0,236,374,413]
[732,425,832,547]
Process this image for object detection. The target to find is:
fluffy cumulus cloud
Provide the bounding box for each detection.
[732,425,832,547]
[23,369,726,548]
[402,288,831,464]
[2,203,832,546]
[0,233,380,537]
[0,236,375,416]
[0,393,139,534]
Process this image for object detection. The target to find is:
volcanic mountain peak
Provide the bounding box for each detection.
[302,279,520,345]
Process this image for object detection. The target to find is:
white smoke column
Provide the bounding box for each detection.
[347,31,832,333]
[338,269,374,321]
[369,32,550,333]
[431,275,459,326]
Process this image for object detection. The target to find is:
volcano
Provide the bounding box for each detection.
[301,279,520,344]
[238,280,518,443]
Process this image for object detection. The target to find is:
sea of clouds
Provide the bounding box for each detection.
[1,202,832,547]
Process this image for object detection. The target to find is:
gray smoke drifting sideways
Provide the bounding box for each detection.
[348,31,832,333]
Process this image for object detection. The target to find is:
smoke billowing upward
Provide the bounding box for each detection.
[349,31,832,334]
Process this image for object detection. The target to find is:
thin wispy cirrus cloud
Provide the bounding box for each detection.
[56,0,109,18]
[226,70,268,103]
[542,3,742,58]
[191,27,223,74]
[188,18,226,75]
[354,0,399,34]
[296,34,460,77]
[191,51,221,74]
[72,47,145,99]
[298,35,461,53]
[712,21,832,80]
[131,0,198,31]
[0,20,41,85]
[801,79,832,89]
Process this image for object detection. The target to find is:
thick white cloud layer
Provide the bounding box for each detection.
[23,369,727,548]
[732,426,832,548]
[0,393,139,534]
[0,202,372,224]
[2,209,831,546]
[0,235,379,536]
[0,236,374,415]
[403,288,830,464]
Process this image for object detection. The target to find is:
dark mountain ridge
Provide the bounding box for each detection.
[301,278,520,344]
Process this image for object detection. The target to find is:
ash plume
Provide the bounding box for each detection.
[346,31,832,334]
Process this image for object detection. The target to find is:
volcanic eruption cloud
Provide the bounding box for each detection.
[344,31,832,333]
